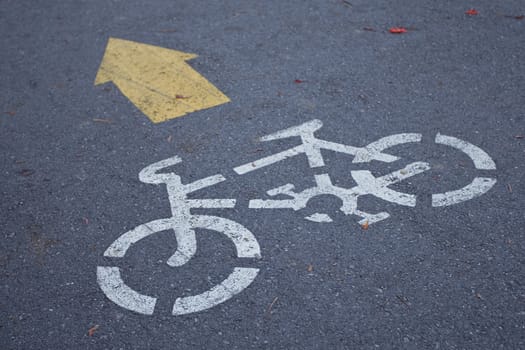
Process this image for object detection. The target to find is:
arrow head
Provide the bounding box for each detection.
[94,37,230,123]
[94,37,198,85]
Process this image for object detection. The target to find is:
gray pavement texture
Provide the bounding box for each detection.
[1,0,525,349]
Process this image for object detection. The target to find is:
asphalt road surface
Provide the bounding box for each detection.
[1,0,524,349]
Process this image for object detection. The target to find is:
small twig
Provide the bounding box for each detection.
[93,118,112,124]
[503,14,524,20]
[396,295,410,307]
[507,184,513,193]
[341,0,353,7]
[265,297,279,317]
[88,324,99,336]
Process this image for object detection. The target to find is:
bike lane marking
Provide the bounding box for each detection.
[172,268,259,315]
[233,119,411,174]
[435,133,496,170]
[94,37,230,123]
[432,133,497,206]
[238,120,497,225]
[97,266,157,315]
[432,177,498,207]
[96,120,498,316]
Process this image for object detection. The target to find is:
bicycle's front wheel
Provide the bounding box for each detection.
[97,216,261,315]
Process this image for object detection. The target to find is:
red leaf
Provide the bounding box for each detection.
[465,9,478,16]
[294,79,305,84]
[389,27,407,34]
[88,325,99,336]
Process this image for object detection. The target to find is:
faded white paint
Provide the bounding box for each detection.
[435,133,496,170]
[432,177,497,207]
[97,266,157,315]
[190,216,261,258]
[238,121,497,224]
[98,156,261,316]
[249,162,430,225]
[431,133,497,207]
[136,155,238,267]
[351,162,430,207]
[234,119,407,175]
[172,268,259,315]
[98,122,499,317]
[305,213,334,223]
[352,133,422,163]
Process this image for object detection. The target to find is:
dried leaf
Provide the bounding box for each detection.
[19,169,35,177]
[363,27,376,32]
[361,221,369,230]
[389,27,407,34]
[175,95,190,99]
[5,111,16,116]
[515,15,525,20]
[88,325,99,336]
[167,135,173,143]
[514,135,524,139]
[83,217,89,225]
[465,9,478,16]
[307,264,314,272]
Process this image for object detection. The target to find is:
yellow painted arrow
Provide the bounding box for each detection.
[94,37,230,123]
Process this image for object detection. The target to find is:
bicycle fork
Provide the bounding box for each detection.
[139,156,236,267]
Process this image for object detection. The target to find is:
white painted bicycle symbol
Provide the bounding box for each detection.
[97,119,497,316]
